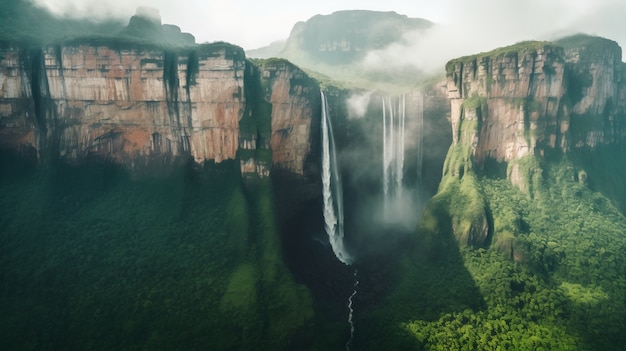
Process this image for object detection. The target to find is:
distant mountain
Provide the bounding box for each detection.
[247,10,434,88]
[281,10,431,65]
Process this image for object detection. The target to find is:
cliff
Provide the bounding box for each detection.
[260,59,319,175]
[433,35,626,248]
[0,41,244,166]
[0,41,319,177]
[445,36,626,188]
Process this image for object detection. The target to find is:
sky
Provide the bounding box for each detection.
[32,0,626,67]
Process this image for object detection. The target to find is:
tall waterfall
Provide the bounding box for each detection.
[382,95,407,207]
[416,93,424,183]
[320,90,351,264]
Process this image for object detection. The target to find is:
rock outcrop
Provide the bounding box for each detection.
[0,41,320,177]
[437,34,626,248]
[0,41,244,167]
[260,59,319,175]
[445,36,626,189]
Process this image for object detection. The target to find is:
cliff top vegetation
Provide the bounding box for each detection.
[446,34,624,73]
[445,41,557,71]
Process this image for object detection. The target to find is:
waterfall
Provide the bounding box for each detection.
[346,269,358,351]
[396,94,405,193]
[382,97,389,198]
[417,93,424,183]
[320,90,351,264]
[382,95,407,206]
[389,97,395,195]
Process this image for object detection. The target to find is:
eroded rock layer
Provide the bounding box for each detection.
[0,42,319,176]
[445,37,626,188]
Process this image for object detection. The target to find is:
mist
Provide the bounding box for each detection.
[345,91,373,120]
[31,0,626,56]
[336,92,433,260]
[360,0,626,74]
[30,0,298,48]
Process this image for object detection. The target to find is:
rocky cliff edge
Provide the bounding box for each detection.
[0,40,319,177]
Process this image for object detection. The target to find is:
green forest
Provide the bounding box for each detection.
[0,154,312,350]
[355,153,626,350]
[2,147,624,350]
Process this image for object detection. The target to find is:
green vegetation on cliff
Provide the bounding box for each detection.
[445,40,555,72]
[397,33,626,350]
[557,34,621,62]
[358,153,626,350]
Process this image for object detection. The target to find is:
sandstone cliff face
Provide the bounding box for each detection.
[0,45,37,154]
[445,38,626,188]
[0,42,245,167]
[446,43,567,182]
[0,42,319,176]
[259,60,318,176]
[440,36,626,248]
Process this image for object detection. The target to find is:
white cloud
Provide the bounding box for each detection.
[361,0,626,74]
[30,0,626,55]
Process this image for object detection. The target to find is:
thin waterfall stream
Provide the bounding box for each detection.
[346,269,358,351]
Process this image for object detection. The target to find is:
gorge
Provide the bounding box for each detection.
[1,3,626,351]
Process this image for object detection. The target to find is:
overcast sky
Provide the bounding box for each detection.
[32,0,626,64]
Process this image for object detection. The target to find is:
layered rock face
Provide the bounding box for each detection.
[445,37,626,187]
[437,36,626,248]
[0,42,244,166]
[446,43,567,187]
[260,60,319,175]
[0,42,319,176]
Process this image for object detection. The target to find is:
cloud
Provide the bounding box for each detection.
[30,0,626,58]
[360,25,461,74]
[32,0,141,20]
[30,0,319,49]
[360,0,626,75]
